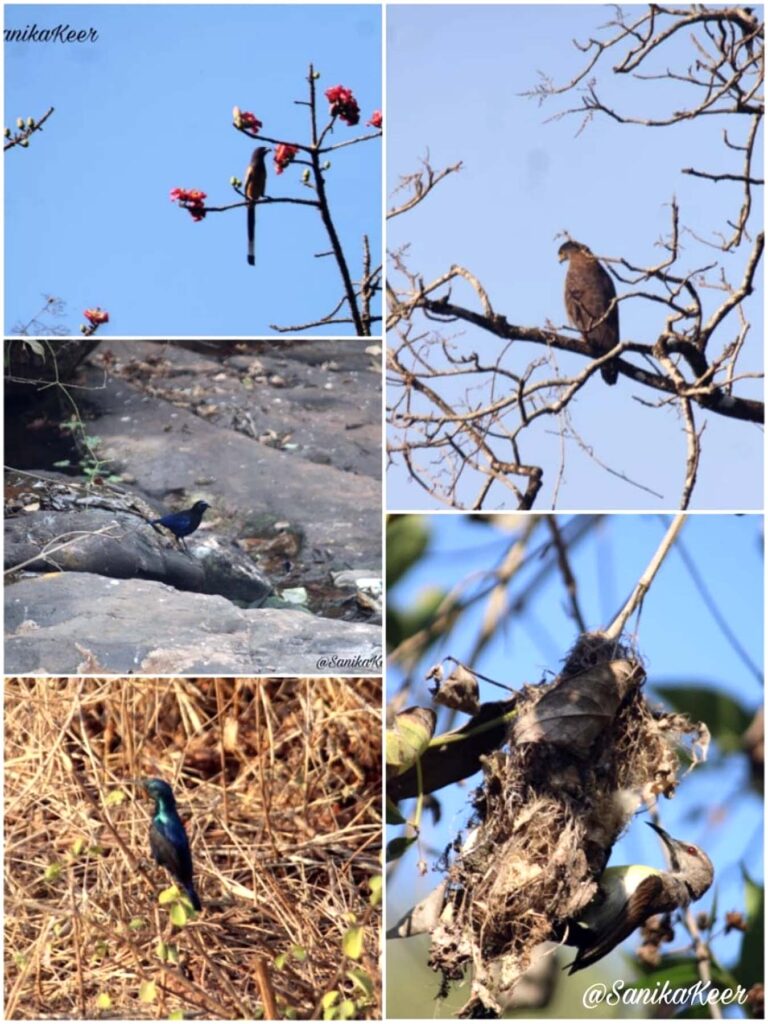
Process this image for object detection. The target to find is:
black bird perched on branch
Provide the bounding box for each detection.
[132,778,202,912]
[245,146,270,266]
[558,240,621,385]
[150,500,210,552]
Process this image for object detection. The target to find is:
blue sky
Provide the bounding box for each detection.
[387,514,763,994]
[387,5,763,510]
[5,4,381,336]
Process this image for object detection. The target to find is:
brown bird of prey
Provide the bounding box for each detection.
[245,147,270,267]
[558,240,620,385]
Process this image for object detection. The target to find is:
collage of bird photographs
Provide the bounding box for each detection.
[2,1,764,1022]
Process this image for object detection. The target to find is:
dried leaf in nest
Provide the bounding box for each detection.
[512,659,643,758]
[431,663,480,715]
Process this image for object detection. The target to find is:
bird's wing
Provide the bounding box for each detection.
[565,256,619,346]
[150,819,194,882]
[568,875,668,973]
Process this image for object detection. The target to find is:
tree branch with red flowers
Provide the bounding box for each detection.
[170,64,381,337]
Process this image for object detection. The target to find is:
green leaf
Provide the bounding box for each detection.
[168,1011,185,1020]
[105,789,125,807]
[96,993,112,1010]
[734,867,764,988]
[386,515,429,587]
[178,892,198,914]
[158,885,179,905]
[71,837,86,856]
[368,874,382,907]
[385,798,406,825]
[290,945,307,961]
[170,902,189,927]
[44,862,62,882]
[52,459,71,468]
[139,980,157,1003]
[386,707,436,772]
[342,926,364,961]
[386,835,417,861]
[338,999,357,1019]
[274,952,287,970]
[321,991,340,1010]
[346,966,374,998]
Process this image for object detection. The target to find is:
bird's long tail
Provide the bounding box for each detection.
[247,203,256,266]
[184,882,202,912]
[601,360,619,386]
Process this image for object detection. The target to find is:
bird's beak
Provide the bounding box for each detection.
[646,821,678,859]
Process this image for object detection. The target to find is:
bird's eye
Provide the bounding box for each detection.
[686,845,699,856]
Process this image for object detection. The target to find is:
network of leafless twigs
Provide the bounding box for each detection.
[387,5,764,511]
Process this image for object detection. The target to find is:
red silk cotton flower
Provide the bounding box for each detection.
[324,84,360,126]
[240,111,262,133]
[83,308,109,326]
[170,187,207,221]
[274,144,299,175]
[366,110,382,129]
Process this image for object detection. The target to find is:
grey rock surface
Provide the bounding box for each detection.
[5,507,272,605]
[79,341,381,570]
[5,340,382,674]
[6,574,382,675]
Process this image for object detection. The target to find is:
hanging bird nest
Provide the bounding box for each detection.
[427,632,709,1017]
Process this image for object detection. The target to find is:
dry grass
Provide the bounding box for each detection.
[4,678,382,1020]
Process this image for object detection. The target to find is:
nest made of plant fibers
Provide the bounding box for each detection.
[429,632,709,1007]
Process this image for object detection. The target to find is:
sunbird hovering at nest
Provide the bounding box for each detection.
[132,778,201,911]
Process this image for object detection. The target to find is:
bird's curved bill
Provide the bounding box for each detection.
[646,821,674,847]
